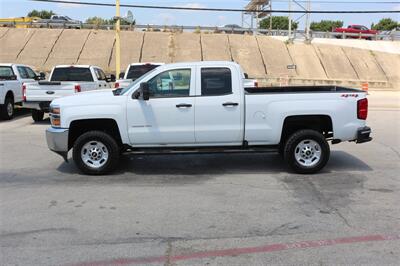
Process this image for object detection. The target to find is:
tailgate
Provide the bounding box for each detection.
[25,82,77,101]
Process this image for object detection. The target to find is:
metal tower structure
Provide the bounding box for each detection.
[242,0,271,33]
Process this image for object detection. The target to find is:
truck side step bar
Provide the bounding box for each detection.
[125,146,279,155]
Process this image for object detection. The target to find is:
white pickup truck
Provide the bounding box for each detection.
[0,63,44,120]
[24,65,115,121]
[46,61,372,175]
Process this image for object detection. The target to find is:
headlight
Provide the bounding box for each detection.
[50,106,61,127]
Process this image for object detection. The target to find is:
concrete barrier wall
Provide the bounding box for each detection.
[287,43,327,79]
[256,36,296,78]
[228,34,266,78]
[43,29,91,71]
[77,30,115,71]
[1,28,398,89]
[373,51,400,87]
[109,31,144,73]
[173,33,202,62]
[313,44,358,80]
[342,47,387,81]
[141,32,171,63]
[16,29,63,68]
[0,28,36,62]
[201,34,231,61]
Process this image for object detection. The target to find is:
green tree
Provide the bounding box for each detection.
[27,10,55,19]
[371,18,398,31]
[310,20,343,32]
[85,16,135,26]
[260,16,298,30]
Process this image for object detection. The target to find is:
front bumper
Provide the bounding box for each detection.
[356,126,372,144]
[46,127,69,162]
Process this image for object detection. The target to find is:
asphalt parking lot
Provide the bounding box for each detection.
[0,91,399,266]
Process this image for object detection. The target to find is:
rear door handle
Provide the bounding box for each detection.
[222,102,239,107]
[176,103,192,108]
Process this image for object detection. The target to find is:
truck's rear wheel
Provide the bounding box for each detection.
[73,131,120,175]
[1,97,14,120]
[284,129,330,174]
[31,110,44,122]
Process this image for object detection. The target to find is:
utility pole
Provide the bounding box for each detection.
[288,0,292,41]
[305,0,311,41]
[269,0,272,32]
[115,0,121,76]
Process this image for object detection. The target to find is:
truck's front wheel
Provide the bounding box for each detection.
[284,129,330,174]
[73,131,120,175]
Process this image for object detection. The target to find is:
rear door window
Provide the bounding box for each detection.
[127,64,160,81]
[201,68,232,96]
[51,67,94,82]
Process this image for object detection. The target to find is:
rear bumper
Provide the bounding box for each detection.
[356,126,372,144]
[46,127,69,162]
[23,101,51,112]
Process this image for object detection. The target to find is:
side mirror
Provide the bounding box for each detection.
[140,82,150,101]
[39,72,46,80]
[119,72,125,79]
[244,73,249,79]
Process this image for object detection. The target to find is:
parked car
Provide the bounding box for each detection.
[115,63,164,89]
[38,15,82,29]
[0,63,44,120]
[46,61,371,175]
[23,65,115,122]
[334,25,378,40]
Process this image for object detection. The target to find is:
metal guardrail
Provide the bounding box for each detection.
[1,21,398,41]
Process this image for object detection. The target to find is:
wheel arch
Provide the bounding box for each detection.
[5,90,14,102]
[68,119,123,150]
[280,115,333,145]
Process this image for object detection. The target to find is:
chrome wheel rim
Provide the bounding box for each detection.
[81,141,109,169]
[6,102,13,116]
[294,139,322,167]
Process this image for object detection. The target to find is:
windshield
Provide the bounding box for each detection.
[119,67,159,95]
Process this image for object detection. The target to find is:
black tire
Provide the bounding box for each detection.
[283,129,330,174]
[73,131,120,175]
[31,110,45,122]
[0,97,14,120]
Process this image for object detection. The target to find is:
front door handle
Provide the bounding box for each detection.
[176,103,192,108]
[222,102,239,107]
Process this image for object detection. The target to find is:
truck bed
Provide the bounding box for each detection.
[245,85,362,94]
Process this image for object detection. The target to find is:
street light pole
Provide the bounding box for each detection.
[115,0,121,76]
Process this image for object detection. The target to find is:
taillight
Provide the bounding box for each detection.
[74,84,81,93]
[22,84,26,102]
[115,82,119,88]
[357,98,368,120]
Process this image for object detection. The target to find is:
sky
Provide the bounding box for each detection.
[0,0,399,29]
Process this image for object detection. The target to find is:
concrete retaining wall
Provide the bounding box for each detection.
[0,28,398,89]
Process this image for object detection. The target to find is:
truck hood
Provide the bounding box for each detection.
[51,89,121,107]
